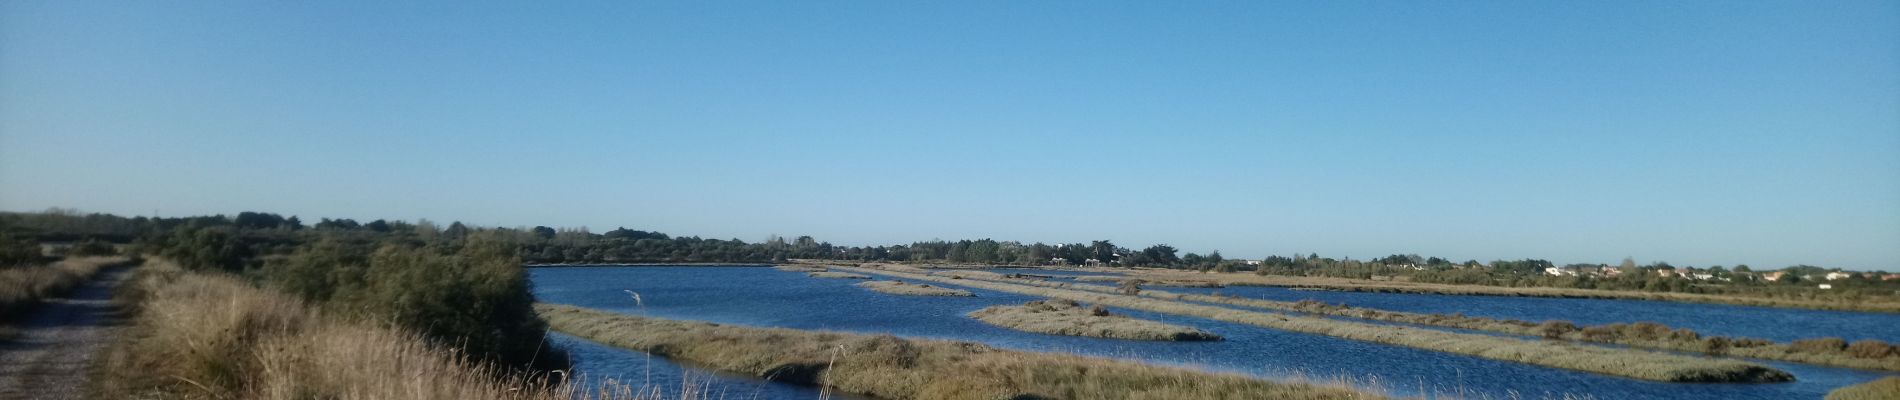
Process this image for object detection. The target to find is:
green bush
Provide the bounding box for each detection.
[267,233,559,369]
[0,234,40,266]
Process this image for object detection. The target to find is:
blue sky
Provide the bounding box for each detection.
[3,1,1896,269]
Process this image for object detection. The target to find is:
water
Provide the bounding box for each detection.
[533,266,1898,400]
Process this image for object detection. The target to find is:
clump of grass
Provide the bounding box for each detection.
[856,280,973,297]
[808,271,871,279]
[1826,377,1900,400]
[94,261,695,400]
[837,265,1793,383]
[0,256,131,322]
[537,303,1379,400]
[969,299,1221,341]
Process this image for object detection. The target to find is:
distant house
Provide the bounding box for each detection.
[1243,259,1263,266]
[1545,267,1573,276]
[1762,272,1786,282]
[1818,284,1834,290]
[1825,272,1852,281]
[1883,274,1900,281]
[1603,267,1624,277]
[1656,269,1682,278]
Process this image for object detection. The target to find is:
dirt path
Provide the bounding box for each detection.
[0,265,134,400]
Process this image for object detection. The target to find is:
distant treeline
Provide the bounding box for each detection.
[3,208,1892,300]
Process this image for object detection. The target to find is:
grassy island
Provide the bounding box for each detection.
[857,280,974,296]
[1827,377,1900,400]
[835,265,1794,383]
[537,303,1380,400]
[809,271,871,279]
[969,300,1221,341]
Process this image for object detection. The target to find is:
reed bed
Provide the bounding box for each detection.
[537,303,1381,400]
[989,273,1900,372]
[94,261,695,400]
[834,266,1792,383]
[856,280,973,297]
[968,299,1221,341]
[1826,377,1900,400]
[0,256,131,321]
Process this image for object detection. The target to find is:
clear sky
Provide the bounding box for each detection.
[3,1,1896,269]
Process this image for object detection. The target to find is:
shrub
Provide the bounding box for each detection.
[67,238,118,257]
[0,234,40,266]
[1846,340,1895,359]
[1704,337,1730,356]
[1118,280,1142,296]
[1538,320,1579,339]
[1581,325,1619,342]
[1792,338,1850,353]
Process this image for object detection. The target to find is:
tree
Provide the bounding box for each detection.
[1141,244,1180,266]
[531,226,557,239]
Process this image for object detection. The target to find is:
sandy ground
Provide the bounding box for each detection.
[0,265,132,400]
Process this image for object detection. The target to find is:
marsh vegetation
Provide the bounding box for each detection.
[537,303,1379,400]
[857,280,974,297]
[968,299,1221,341]
[836,265,1793,383]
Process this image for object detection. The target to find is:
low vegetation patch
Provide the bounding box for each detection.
[1826,377,1900,400]
[774,265,829,272]
[538,303,1379,400]
[1071,275,1222,288]
[857,280,973,297]
[809,271,871,279]
[96,262,684,400]
[969,300,1220,341]
[838,265,1793,383]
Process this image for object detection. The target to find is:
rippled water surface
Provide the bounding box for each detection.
[533,266,1897,400]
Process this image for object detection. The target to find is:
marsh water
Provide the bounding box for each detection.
[532,266,1899,400]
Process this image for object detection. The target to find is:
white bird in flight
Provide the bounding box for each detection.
[623,290,644,307]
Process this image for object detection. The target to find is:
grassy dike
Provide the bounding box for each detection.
[1129,270,1900,314]
[976,274,1900,372]
[969,300,1221,341]
[536,303,1381,400]
[832,266,1793,383]
[858,280,974,296]
[1826,377,1900,400]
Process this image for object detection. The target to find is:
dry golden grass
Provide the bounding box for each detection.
[857,280,973,297]
[538,303,1381,400]
[93,261,696,400]
[968,299,1220,341]
[836,265,1792,383]
[1827,377,1900,400]
[0,256,131,321]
